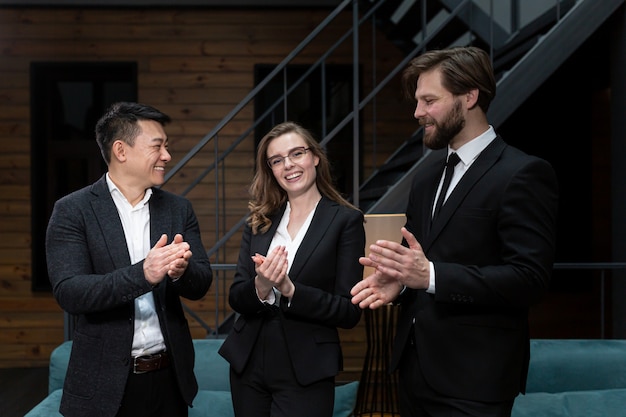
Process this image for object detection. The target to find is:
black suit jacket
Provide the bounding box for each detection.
[45,175,213,417]
[391,136,558,402]
[219,196,364,386]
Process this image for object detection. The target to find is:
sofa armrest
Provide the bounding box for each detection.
[513,388,626,417]
[49,341,72,394]
[526,339,626,393]
[23,389,64,417]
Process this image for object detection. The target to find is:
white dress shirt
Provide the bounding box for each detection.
[106,173,166,357]
[428,126,497,293]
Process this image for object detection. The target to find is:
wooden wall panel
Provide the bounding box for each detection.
[0,6,413,371]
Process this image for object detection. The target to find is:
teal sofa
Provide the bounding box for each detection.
[511,339,626,417]
[24,338,359,417]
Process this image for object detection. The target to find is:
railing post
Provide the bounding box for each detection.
[352,0,360,207]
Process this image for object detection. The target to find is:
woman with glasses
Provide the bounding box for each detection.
[219,121,365,417]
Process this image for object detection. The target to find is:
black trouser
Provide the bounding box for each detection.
[229,317,334,417]
[116,365,187,417]
[398,330,514,417]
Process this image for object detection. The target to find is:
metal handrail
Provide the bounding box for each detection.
[169,0,507,258]
[154,0,596,337]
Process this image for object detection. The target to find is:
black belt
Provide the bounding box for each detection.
[132,351,169,374]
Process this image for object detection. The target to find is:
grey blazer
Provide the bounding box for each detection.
[45,174,213,417]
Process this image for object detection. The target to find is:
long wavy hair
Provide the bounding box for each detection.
[247,121,358,235]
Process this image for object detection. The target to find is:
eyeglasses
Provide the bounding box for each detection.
[267,147,311,169]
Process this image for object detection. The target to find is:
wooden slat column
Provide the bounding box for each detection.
[354,214,405,416]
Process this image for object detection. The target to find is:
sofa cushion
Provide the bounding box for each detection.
[193,338,231,392]
[512,388,626,417]
[46,339,232,393]
[190,390,234,417]
[526,339,626,393]
[28,338,359,417]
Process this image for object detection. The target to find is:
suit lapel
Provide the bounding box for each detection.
[248,198,337,281]
[148,189,170,246]
[424,137,506,250]
[89,176,132,269]
[250,206,285,259]
[289,197,337,280]
[421,150,447,237]
[148,189,170,301]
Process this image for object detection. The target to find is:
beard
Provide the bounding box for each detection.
[421,99,465,150]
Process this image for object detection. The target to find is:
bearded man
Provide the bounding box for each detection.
[351,46,559,417]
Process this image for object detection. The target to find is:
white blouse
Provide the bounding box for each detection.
[261,200,319,305]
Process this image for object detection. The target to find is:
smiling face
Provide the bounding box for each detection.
[115,119,171,192]
[413,69,466,150]
[266,131,320,199]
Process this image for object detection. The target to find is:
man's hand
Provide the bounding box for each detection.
[351,227,430,309]
[167,234,192,280]
[143,234,191,286]
[350,268,403,309]
[366,227,430,289]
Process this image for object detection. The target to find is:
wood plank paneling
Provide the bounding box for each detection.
[0,6,411,372]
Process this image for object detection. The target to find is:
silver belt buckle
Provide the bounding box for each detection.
[133,355,147,374]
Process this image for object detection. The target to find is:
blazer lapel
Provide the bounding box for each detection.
[424,137,507,250]
[89,176,132,269]
[147,189,171,300]
[250,206,285,259]
[289,197,337,280]
[148,189,170,246]
[421,150,447,237]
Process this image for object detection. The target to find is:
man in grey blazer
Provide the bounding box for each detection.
[45,102,213,417]
[351,47,559,417]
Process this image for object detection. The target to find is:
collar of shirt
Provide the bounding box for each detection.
[450,125,497,168]
[105,173,153,209]
[435,125,497,215]
[269,200,319,275]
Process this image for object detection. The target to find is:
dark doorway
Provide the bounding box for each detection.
[253,64,361,197]
[30,62,137,291]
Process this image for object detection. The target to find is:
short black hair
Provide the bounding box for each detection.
[95,102,171,164]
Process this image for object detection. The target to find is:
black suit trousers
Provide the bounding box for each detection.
[229,317,334,417]
[398,334,514,417]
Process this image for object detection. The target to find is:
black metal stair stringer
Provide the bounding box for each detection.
[360,0,620,215]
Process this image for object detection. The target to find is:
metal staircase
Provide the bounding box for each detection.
[358,0,624,213]
[158,0,624,337]
[165,0,623,219]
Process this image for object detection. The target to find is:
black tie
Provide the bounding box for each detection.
[432,152,460,220]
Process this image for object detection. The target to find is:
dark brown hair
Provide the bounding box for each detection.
[402,46,496,114]
[247,121,358,234]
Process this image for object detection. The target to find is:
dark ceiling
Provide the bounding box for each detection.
[0,0,342,6]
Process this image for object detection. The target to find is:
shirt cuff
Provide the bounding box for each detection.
[257,287,277,305]
[427,261,435,294]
